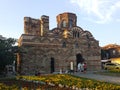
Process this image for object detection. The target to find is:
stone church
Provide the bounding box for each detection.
[17,12,101,75]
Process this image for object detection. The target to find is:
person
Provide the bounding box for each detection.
[77,63,81,72]
[81,62,84,72]
[83,62,87,73]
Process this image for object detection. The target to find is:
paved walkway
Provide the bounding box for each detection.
[74,71,120,85]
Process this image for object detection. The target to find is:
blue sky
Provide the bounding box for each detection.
[0,0,120,46]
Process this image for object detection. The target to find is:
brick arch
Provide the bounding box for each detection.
[51,38,60,44]
[31,36,41,42]
[41,37,50,43]
[35,49,45,54]
[48,50,56,57]
[70,26,84,38]
[60,38,69,43]
[82,30,94,38]
[51,28,62,35]
[71,26,84,33]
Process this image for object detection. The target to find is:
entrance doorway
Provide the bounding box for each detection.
[50,57,55,73]
[76,53,84,65]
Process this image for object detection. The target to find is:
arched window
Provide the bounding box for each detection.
[74,31,77,38]
[77,32,80,38]
[73,31,75,38]
[73,31,80,38]
[75,43,78,48]
[88,42,91,48]
[69,20,73,28]
[62,42,66,48]
[86,35,89,39]
[63,20,66,27]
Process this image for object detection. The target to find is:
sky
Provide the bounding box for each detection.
[0,0,120,46]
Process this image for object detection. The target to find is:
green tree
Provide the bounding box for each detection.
[0,38,17,72]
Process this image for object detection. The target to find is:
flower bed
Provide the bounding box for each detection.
[0,83,18,90]
[17,74,120,90]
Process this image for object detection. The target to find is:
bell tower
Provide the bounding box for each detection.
[56,12,77,30]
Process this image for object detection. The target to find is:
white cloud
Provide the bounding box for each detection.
[116,19,120,22]
[70,0,120,24]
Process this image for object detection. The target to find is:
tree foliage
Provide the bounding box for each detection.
[0,38,17,72]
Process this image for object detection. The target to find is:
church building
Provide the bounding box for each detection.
[17,12,101,75]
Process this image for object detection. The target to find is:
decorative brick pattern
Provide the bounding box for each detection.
[18,12,101,75]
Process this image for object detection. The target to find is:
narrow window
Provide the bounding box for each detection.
[75,31,77,38]
[69,20,73,28]
[63,20,66,27]
[77,32,80,38]
[75,43,78,48]
[86,35,89,39]
[73,31,75,38]
[62,42,66,48]
[88,43,91,48]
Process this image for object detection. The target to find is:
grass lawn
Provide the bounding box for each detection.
[94,70,120,77]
